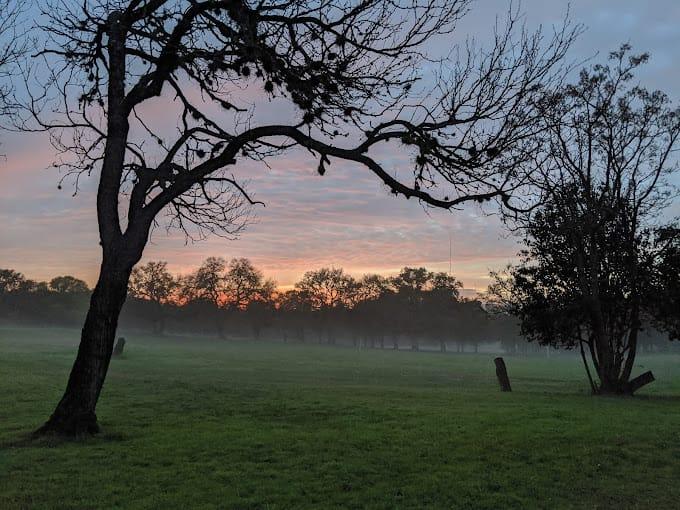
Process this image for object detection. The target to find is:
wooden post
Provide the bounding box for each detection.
[626,371,655,394]
[494,357,512,392]
[113,337,126,357]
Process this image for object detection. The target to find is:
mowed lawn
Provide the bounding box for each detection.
[1,327,680,509]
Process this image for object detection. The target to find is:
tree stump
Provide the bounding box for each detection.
[494,357,512,392]
[113,337,126,357]
[626,370,655,394]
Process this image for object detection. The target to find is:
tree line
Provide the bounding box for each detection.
[1,261,672,356]
[0,262,519,353]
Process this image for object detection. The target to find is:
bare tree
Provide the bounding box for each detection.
[25,0,578,435]
[223,258,275,311]
[0,1,27,125]
[182,256,227,306]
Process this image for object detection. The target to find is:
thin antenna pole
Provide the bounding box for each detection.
[449,230,452,275]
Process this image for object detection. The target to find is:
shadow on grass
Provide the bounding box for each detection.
[1,429,127,449]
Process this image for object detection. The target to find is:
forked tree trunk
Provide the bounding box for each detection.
[36,259,132,436]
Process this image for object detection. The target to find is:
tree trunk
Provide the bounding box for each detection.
[36,260,132,436]
[154,303,166,336]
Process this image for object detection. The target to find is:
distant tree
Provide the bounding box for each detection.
[391,267,431,294]
[183,257,227,306]
[0,268,25,319]
[26,0,578,435]
[128,262,177,335]
[223,258,276,340]
[389,267,463,351]
[355,274,393,303]
[277,289,312,343]
[491,47,680,394]
[245,299,274,341]
[295,268,357,311]
[429,272,462,298]
[449,300,490,353]
[423,272,463,352]
[224,258,275,311]
[181,257,228,337]
[353,274,395,348]
[0,268,26,294]
[294,267,357,344]
[49,276,90,294]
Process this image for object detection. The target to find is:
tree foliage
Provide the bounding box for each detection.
[490,46,680,394]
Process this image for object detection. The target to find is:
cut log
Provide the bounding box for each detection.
[626,370,655,394]
[494,357,512,392]
[113,337,126,357]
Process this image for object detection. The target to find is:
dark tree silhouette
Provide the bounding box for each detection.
[277,289,312,343]
[294,267,357,343]
[646,227,680,341]
[294,267,357,311]
[50,275,90,294]
[490,47,680,395]
[24,0,578,435]
[0,268,28,294]
[179,256,228,337]
[128,261,177,334]
[223,258,275,311]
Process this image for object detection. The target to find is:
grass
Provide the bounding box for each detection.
[1,327,680,509]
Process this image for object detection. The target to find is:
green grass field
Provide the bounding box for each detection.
[1,327,680,509]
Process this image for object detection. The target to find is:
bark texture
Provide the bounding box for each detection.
[36,260,132,435]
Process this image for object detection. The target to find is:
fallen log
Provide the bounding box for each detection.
[626,370,655,394]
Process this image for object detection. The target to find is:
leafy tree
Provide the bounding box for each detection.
[0,268,26,294]
[646,227,680,341]
[422,272,462,352]
[49,276,90,294]
[490,47,680,394]
[25,0,577,435]
[388,267,462,351]
[294,267,357,344]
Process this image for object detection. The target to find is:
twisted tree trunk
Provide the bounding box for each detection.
[36,257,133,435]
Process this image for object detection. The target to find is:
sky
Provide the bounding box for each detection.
[1,0,679,293]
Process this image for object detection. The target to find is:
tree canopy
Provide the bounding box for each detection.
[490,47,680,394]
